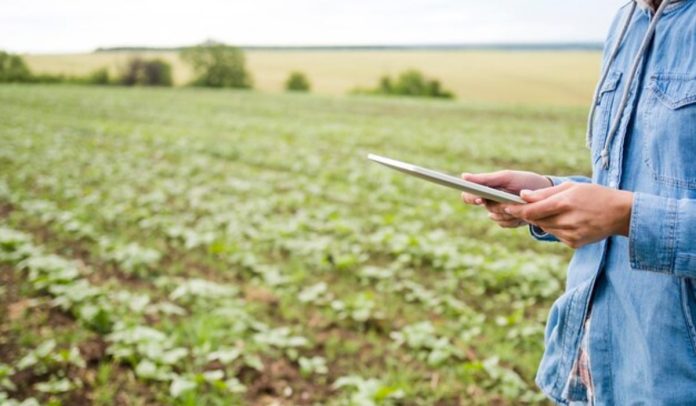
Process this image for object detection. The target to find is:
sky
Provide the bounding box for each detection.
[1,0,629,54]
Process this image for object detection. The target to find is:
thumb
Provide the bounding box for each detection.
[462,171,510,188]
[520,182,572,203]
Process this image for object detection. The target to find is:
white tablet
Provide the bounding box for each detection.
[367,153,525,204]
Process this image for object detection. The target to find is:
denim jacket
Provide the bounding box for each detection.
[532,0,696,404]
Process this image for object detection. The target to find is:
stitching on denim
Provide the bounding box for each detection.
[679,279,696,369]
[630,194,657,270]
[604,291,614,404]
[629,194,677,273]
[536,363,571,404]
[592,72,622,162]
[650,75,696,109]
[652,173,696,190]
[642,84,696,189]
[584,316,595,405]
[667,198,678,273]
[552,289,577,394]
[642,77,696,189]
[599,72,622,96]
[676,254,696,277]
[554,285,583,395]
[556,280,595,398]
[629,193,641,269]
[652,73,696,81]
[534,375,569,406]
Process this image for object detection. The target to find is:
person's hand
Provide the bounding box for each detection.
[460,170,553,228]
[502,182,633,248]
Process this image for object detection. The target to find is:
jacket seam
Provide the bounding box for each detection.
[679,279,696,369]
[630,195,678,273]
[650,82,696,111]
[668,198,678,272]
[551,291,572,394]
[552,287,578,395]
[592,71,623,163]
[535,375,569,406]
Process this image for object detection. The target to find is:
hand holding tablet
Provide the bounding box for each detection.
[367,153,526,204]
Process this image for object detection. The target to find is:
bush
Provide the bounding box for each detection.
[30,70,111,85]
[285,71,311,92]
[87,67,111,85]
[0,51,32,83]
[0,50,115,86]
[360,69,454,99]
[29,73,68,84]
[181,44,251,88]
[119,57,172,86]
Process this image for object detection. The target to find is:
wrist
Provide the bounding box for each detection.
[528,174,554,191]
[543,176,554,188]
[615,190,634,236]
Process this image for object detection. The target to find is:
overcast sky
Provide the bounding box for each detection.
[1,0,628,53]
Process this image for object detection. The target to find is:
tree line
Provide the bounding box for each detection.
[0,44,454,99]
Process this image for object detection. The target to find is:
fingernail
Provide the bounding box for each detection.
[520,189,532,196]
[475,198,483,205]
[504,208,512,214]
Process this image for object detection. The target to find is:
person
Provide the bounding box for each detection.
[460,0,696,403]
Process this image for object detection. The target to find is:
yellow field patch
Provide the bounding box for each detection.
[23,50,601,107]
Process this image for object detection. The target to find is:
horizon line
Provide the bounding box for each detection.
[97,41,604,52]
[14,41,605,55]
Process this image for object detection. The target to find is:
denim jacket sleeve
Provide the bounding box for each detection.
[529,175,592,242]
[629,192,696,278]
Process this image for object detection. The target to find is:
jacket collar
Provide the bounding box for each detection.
[636,0,689,14]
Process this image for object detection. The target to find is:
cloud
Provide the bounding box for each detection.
[0,0,627,53]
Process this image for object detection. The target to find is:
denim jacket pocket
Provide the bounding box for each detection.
[591,71,622,164]
[644,74,696,189]
[651,74,696,110]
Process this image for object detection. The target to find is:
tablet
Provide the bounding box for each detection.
[367,153,525,204]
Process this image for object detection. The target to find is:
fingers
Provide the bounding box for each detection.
[461,171,511,188]
[488,211,518,221]
[483,200,507,214]
[489,209,525,227]
[507,183,575,221]
[460,192,484,206]
[507,195,568,222]
[460,191,523,228]
[534,215,576,231]
[496,219,526,228]
[519,182,573,203]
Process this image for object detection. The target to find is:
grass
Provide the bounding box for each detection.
[23,50,602,106]
[0,84,590,405]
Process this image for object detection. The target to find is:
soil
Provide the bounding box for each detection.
[0,212,157,404]
[0,207,417,405]
[241,356,336,405]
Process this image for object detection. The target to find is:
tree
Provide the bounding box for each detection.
[119,57,172,86]
[285,71,311,92]
[181,44,251,88]
[0,51,32,83]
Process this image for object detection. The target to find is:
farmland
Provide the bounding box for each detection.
[0,84,589,405]
[23,50,601,106]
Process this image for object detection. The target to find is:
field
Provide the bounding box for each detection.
[0,84,590,405]
[23,50,601,106]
